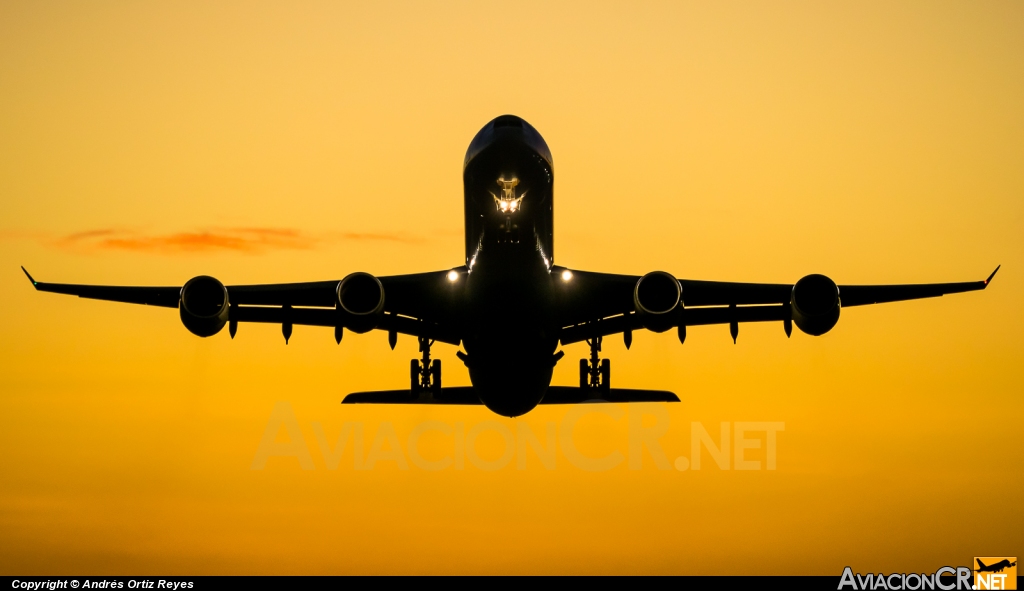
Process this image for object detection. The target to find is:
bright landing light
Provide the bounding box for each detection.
[561,269,573,282]
[447,270,459,282]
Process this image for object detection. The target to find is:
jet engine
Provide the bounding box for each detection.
[790,274,840,336]
[179,275,229,337]
[337,272,385,333]
[634,271,682,332]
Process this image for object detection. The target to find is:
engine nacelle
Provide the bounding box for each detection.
[634,271,682,333]
[337,272,385,333]
[179,275,229,337]
[791,274,840,336]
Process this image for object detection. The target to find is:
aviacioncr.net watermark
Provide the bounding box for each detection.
[250,401,785,472]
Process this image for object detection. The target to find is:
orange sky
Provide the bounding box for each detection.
[1,0,1022,575]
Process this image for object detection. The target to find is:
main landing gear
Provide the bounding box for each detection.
[579,336,610,390]
[411,336,441,394]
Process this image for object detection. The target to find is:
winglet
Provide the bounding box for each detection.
[21,266,38,288]
[984,265,1000,286]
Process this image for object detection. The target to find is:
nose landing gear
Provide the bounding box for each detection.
[579,336,610,390]
[411,337,441,394]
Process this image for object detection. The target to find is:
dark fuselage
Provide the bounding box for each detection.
[459,115,560,416]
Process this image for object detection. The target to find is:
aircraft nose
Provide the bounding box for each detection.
[490,114,525,130]
[464,114,553,171]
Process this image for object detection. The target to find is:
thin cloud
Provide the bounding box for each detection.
[51,227,315,254]
[61,229,121,242]
[48,227,426,254]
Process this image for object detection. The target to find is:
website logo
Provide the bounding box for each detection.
[974,557,1016,591]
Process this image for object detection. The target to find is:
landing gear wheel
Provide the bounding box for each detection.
[410,359,421,393]
[410,337,437,394]
[581,337,609,390]
[430,359,441,391]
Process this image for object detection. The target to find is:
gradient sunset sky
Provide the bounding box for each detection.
[1,1,1022,575]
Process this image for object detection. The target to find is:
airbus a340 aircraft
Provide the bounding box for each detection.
[24,115,999,416]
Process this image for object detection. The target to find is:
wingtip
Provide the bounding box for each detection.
[984,265,1000,286]
[21,266,38,287]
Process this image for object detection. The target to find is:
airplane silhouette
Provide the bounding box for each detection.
[976,559,1016,574]
[22,115,1000,416]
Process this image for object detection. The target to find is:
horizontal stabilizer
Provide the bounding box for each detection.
[543,386,679,404]
[343,387,481,405]
[342,386,679,405]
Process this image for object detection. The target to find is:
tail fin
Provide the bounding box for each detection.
[977,559,988,569]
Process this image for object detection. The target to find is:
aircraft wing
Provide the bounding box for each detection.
[21,263,999,347]
[22,267,183,308]
[21,267,462,345]
[343,386,679,405]
[677,269,999,307]
[557,265,999,344]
